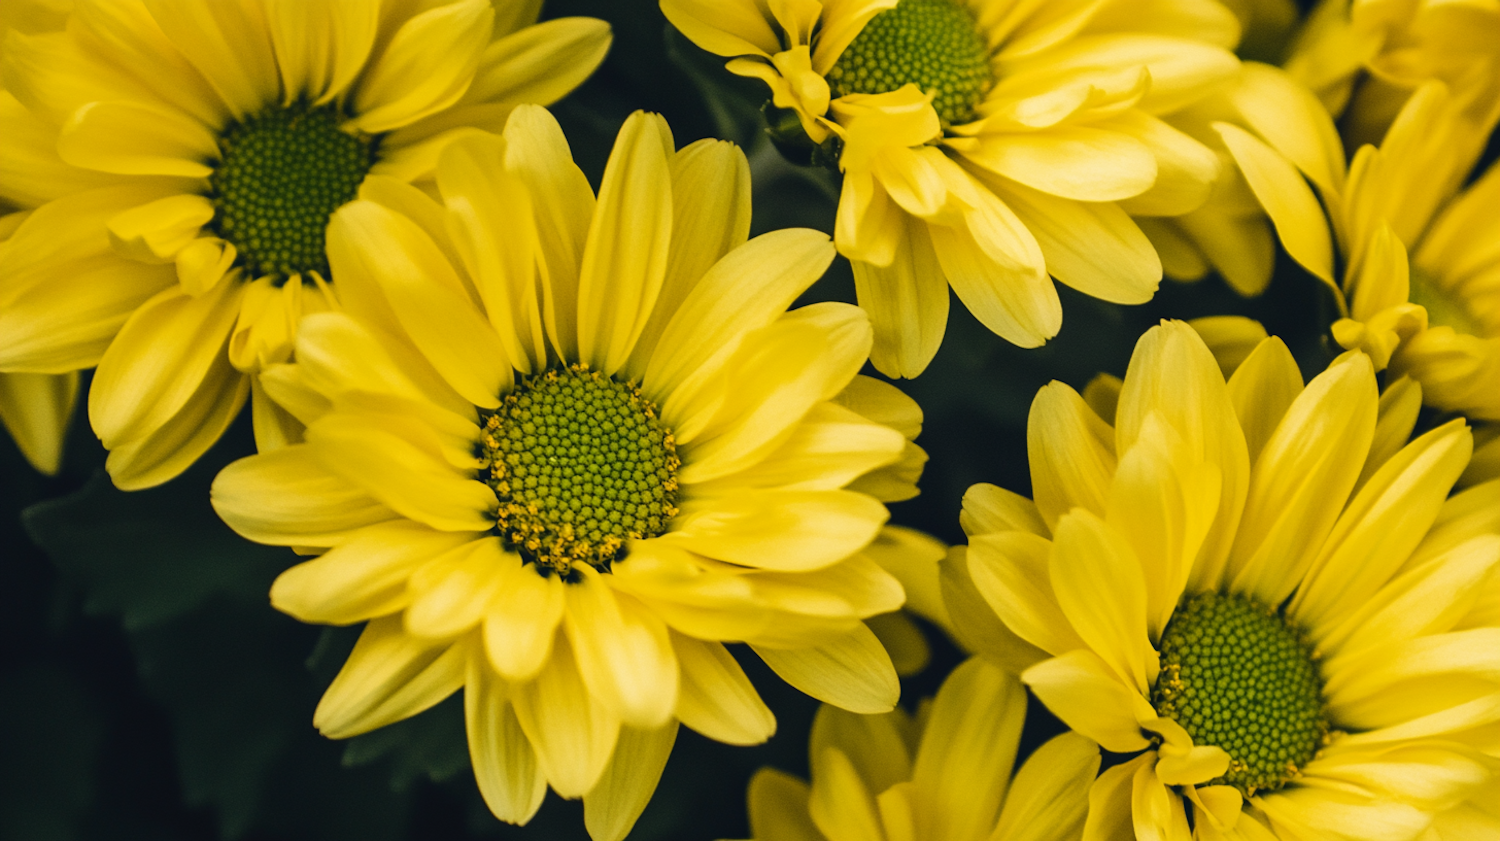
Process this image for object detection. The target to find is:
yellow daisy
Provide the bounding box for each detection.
[0,0,78,476]
[212,106,922,841]
[1223,78,1500,420]
[956,320,1500,839]
[1283,0,1500,149]
[0,0,610,488]
[661,0,1239,377]
[734,656,1099,841]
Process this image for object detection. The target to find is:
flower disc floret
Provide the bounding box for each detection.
[1151,592,1329,796]
[208,103,377,280]
[826,0,994,125]
[480,364,680,576]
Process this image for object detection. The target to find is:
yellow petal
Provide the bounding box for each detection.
[510,633,621,798]
[564,570,680,728]
[0,92,120,207]
[688,403,904,496]
[626,138,753,379]
[211,445,396,548]
[142,0,277,118]
[1255,784,1430,841]
[1215,121,1337,290]
[405,539,509,639]
[1187,316,1269,379]
[965,127,1156,202]
[313,615,467,739]
[106,194,214,263]
[671,633,775,746]
[967,531,1084,658]
[1109,111,1220,217]
[929,202,1059,349]
[69,1,226,126]
[960,483,1048,538]
[175,237,237,297]
[999,179,1160,305]
[680,307,871,481]
[1021,649,1154,753]
[102,356,249,490]
[1050,510,1154,693]
[264,0,378,106]
[1082,754,1153,841]
[910,657,1026,841]
[483,557,566,682]
[1027,381,1116,531]
[1229,62,1345,197]
[462,17,611,110]
[752,623,898,714]
[1129,760,1190,841]
[56,99,216,178]
[659,0,781,58]
[1227,352,1377,605]
[1291,419,1471,637]
[0,371,77,476]
[500,105,595,362]
[464,656,546,824]
[852,218,950,379]
[575,110,674,375]
[88,280,244,449]
[583,722,679,841]
[326,201,510,408]
[646,228,835,422]
[667,488,887,572]
[746,768,821,841]
[809,700,910,798]
[1224,336,1302,466]
[349,0,493,133]
[808,746,884,841]
[270,522,474,625]
[993,732,1100,841]
[1355,376,1424,493]
[1009,34,1238,114]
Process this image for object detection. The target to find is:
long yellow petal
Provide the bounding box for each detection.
[746,768,822,841]
[482,557,566,682]
[349,0,493,133]
[752,623,898,714]
[510,633,621,798]
[462,17,611,110]
[144,0,278,120]
[264,0,377,106]
[564,570,680,728]
[313,615,467,739]
[211,446,396,548]
[1021,649,1155,753]
[464,657,546,824]
[583,722,678,841]
[852,218,950,379]
[671,633,775,745]
[0,371,77,475]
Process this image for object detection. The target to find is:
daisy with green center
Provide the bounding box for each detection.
[1222,79,1500,420]
[953,320,1500,839]
[732,657,1099,841]
[0,0,610,488]
[212,106,925,841]
[661,0,1240,376]
[0,1,77,476]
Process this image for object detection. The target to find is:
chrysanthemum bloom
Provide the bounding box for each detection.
[0,0,610,489]
[1283,0,1500,149]
[661,0,1238,377]
[1223,79,1500,420]
[735,656,1099,841]
[212,106,921,841]
[957,320,1500,838]
[0,1,77,476]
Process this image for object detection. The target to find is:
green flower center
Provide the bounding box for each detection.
[826,0,994,126]
[208,102,377,280]
[1410,266,1488,337]
[1151,592,1329,797]
[479,364,680,576]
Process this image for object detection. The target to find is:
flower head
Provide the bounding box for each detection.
[955,320,1500,838]
[212,106,923,841]
[736,657,1099,841]
[0,0,611,488]
[663,0,1240,376]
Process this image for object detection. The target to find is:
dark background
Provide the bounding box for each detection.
[4,0,1494,838]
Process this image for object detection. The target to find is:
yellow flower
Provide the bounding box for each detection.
[662,0,1238,376]
[1224,78,1500,420]
[734,656,1099,841]
[0,0,78,476]
[956,320,1500,839]
[0,0,611,489]
[1284,0,1500,149]
[211,106,922,841]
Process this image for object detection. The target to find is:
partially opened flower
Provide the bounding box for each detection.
[957,320,1500,838]
[212,106,921,841]
[1283,0,1500,148]
[662,0,1239,376]
[0,0,610,488]
[1223,79,1500,420]
[736,656,1098,841]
